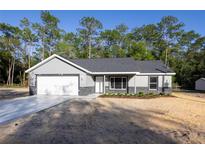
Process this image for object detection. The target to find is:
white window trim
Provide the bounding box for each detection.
[149,76,158,90]
[110,77,127,90]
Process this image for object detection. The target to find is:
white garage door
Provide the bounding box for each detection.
[37,76,79,95]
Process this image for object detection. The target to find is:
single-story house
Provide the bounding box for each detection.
[25,54,176,96]
[195,78,205,91]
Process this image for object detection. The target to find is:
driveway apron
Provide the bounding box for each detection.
[0,95,71,124]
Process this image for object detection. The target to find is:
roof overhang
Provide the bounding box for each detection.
[136,73,176,75]
[25,54,176,76]
[92,72,138,75]
[25,54,92,74]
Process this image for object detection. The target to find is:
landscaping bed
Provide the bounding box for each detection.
[99,92,173,99]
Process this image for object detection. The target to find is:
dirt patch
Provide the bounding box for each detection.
[174,91,205,99]
[0,93,205,143]
[0,88,29,100]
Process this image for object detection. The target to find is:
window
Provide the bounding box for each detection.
[110,77,127,90]
[149,76,158,90]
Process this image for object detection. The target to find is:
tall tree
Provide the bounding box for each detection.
[100,24,128,58]
[78,17,103,58]
[19,18,37,85]
[20,18,37,68]
[0,23,21,85]
[33,11,61,61]
[157,16,184,65]
[55,32,77,58]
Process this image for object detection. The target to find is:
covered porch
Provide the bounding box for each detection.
[94,74,136,94]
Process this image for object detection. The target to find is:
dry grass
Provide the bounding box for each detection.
[0,92,205,143]
[0,87,29,100]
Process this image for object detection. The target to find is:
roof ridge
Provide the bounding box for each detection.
[69,57,134,60]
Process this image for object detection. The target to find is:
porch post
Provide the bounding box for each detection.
[134,74,136,94]
[103,75,106,94]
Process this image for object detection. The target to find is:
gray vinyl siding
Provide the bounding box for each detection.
[28,57,95,95]
[105,75,172,94]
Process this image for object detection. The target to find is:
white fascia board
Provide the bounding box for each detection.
[25,54,92,74]
[136,73,176,76]
[92,72,138,75]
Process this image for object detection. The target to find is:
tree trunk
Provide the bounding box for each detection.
[23,71,26,86]
[7,59,12,85]
[19,71,22,86]
[42,31,45,61]
[88,36,92,59]
[11,58,15,86]
[165,48,168,66]
[28,44,31,68]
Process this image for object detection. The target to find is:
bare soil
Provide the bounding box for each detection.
[175,91,205,99]
[0,88,29,100]
[0,92,205,143]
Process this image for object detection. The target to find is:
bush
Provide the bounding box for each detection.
[101,91,171,98]
[148,92,155,96]
[118,93,124,96]
[159,92,165,96]
[138,91,144,97]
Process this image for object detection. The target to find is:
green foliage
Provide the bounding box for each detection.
[138,92,144,97]
[128,41,154,60]
[101,92,170,98]
[0,13,205,89]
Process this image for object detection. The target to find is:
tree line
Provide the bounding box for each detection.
[0,11,205,89]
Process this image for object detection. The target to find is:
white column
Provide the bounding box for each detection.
[103,75,106,94]
[134,74,136,94]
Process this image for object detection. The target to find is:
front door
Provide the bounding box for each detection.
[95,76,103,93]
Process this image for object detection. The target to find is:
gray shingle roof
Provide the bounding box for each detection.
[69,57,174,73]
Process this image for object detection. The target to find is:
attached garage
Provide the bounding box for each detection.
[26,55,93,96]
[37,75,79,95]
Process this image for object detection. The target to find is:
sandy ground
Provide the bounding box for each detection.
[0,88,29,100]
[0,92,205,143]
[174,91,205,99]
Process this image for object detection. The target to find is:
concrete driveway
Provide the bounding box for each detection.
[0,94,97,124]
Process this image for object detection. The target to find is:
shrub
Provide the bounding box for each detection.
[148,92,154,96]
[118,93,124,96]
[159,92,165,96]
[138,91,144,97]
[166,93,170,96]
